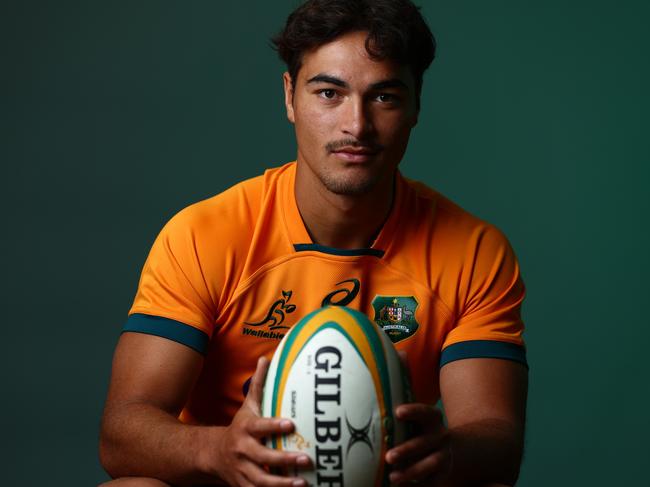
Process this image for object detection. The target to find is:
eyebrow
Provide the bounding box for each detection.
[306,74,409,91]
[307,74,348,88]
[370,79,409,91]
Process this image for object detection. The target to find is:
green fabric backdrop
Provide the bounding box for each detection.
[3,1,648,484]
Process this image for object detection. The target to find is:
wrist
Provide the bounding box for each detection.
[195,425,228,480]
[445,421,522,486]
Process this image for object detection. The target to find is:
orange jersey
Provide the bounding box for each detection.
[125,162,526,426]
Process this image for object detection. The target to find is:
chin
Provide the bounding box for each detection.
[321,173,381,196]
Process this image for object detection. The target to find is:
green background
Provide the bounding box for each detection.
[3,0,648,484]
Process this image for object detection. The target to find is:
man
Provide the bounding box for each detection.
[99,1,528,486]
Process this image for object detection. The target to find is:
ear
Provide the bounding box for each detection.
[409,97,420,128]
[411,110,420,128]
[409,109,419,129]
[283,72,295,124]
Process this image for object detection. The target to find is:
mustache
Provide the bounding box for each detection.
[325,139,383,153]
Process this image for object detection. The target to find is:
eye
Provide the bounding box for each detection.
[318,89,337,100]
[376,93,397,103]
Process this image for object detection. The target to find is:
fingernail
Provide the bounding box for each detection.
[292,479,305,487]
[389,472,400,482]
[280,419,293,430]
[296,455,310,466]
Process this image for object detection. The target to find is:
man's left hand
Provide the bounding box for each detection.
[385,403,451,486]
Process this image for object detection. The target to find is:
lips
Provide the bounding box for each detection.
[331,146,379,162]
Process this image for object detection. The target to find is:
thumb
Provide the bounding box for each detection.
[245,356,270,413]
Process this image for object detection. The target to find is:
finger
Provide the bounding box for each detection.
[233,471,256,487]
[241,458,307,487]
[389,448,450,485]
[246,356,270,411]
[246,416,295,438]
[385,432,446,465]
[396,403,443,426]
[247,440,312,469]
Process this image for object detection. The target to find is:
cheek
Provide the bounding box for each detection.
[295,107,335,147]
[377,114,413,144]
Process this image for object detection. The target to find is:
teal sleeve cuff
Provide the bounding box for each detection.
[440,340,528,369]
[123,313,210,355]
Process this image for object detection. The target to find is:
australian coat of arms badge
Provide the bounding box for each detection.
[372,296,419,343]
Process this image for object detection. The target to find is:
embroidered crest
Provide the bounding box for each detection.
[372,295,419,343]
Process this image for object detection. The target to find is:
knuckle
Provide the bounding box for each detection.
[232,438,250,458]
[281,452,299,467]
[425,451,442,468]
[243,417,259,434]
[255,446,274,464]
[249,469,277,487]
[240,417,252,431]
[411,433,431,450]
[266,449,288,467]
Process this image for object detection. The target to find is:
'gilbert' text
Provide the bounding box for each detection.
[314,346,344,487]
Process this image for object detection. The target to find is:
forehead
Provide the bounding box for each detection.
[297,31,414,88]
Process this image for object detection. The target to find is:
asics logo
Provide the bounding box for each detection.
[321,278,360,307]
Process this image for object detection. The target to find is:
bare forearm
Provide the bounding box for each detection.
[99,402,224,485]
[444,419,524,487]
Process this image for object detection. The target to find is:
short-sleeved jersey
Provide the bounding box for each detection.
[125,162,526,426]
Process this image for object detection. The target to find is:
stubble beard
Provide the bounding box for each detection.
[318,167,383,196]
[320,139,387,196]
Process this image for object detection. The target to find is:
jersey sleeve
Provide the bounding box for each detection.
[124,209,217,355]
[440,224,527,368]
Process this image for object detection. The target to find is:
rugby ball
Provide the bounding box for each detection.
[262,306,411,486]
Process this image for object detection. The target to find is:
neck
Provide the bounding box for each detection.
[294,165,396,249]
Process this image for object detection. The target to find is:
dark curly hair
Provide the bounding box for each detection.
[271,0,436,105]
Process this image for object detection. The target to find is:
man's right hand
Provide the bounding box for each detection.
[100,333,310,486]
[211,356,310,487]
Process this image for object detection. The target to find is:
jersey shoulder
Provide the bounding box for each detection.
[401,176,508,251]
[170,174,262,236]
[127,163,295,336]
[395,176,521,310]
[165,163,293,242]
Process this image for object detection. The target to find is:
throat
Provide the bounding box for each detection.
[295,180,395,250]
[305,218,380,249]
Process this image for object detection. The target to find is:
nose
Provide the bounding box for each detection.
[341,97,374,140]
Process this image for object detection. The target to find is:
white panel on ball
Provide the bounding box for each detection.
[262,306,410,487]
